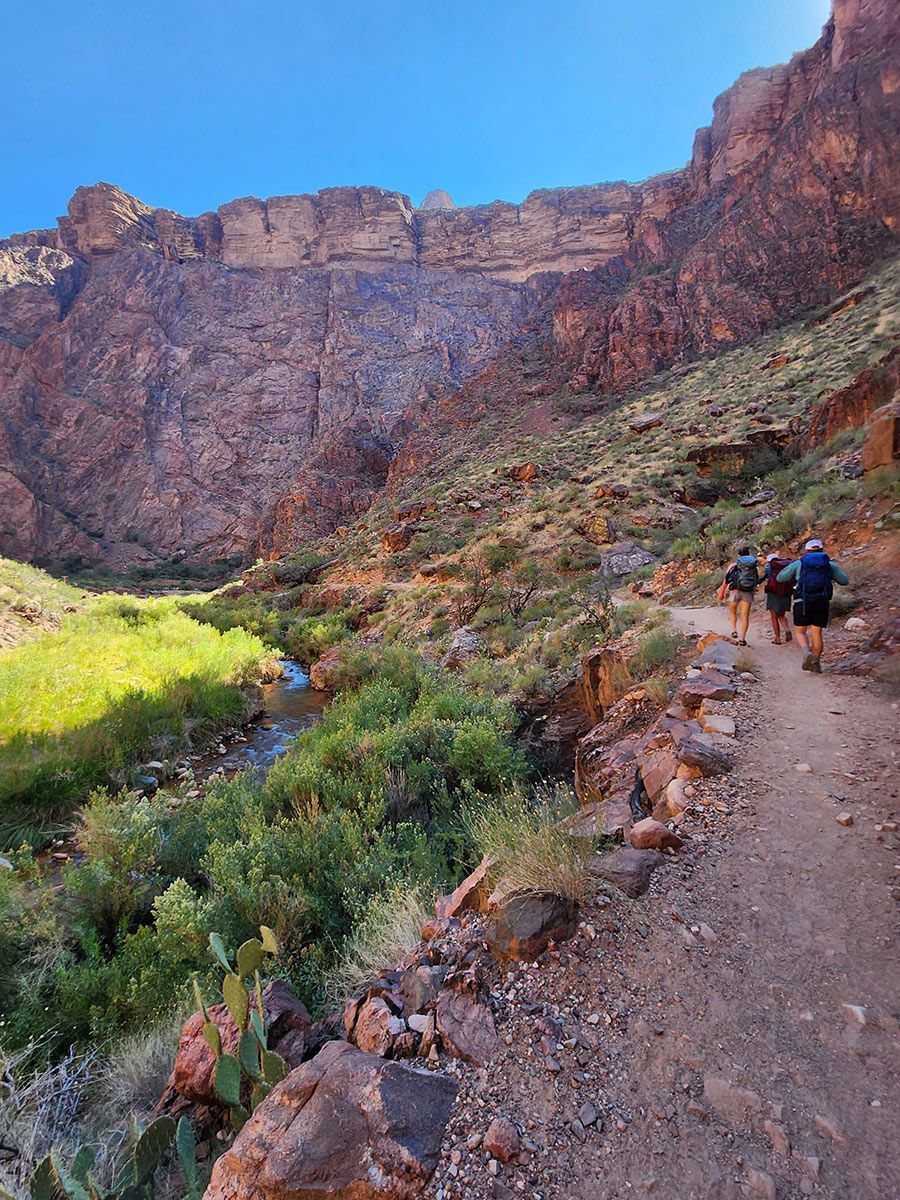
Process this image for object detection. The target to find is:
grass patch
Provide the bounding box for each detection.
[0,596,274,837]
[328,883,431,1003]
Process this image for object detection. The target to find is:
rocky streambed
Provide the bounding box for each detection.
[189,660,328,782]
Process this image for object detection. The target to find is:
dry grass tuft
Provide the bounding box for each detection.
[466,785,595,904]
[88,1014,186,1145]
[0,1039,98,1197]
[328,884,431,1004]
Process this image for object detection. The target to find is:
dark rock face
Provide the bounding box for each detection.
[0,251,526,566]
[485,892,578,962]
[589,847,664,898]
[1,1,897,567]
[203,1040,456,1200]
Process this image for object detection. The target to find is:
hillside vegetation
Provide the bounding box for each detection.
[0,558,86,650]
[216,258,899,704]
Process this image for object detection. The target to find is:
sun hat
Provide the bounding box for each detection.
[804,538,824,550]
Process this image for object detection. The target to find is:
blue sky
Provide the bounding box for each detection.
[3,0,830,237]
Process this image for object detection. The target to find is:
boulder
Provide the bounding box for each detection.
[862,399,900,472]
[677,480,722,506]
[203,1040,455,1200]
[352,996,406,1057]
[484,1117,521,1164]
[397,964,447,1016]
[867,614,900,653]
[693,638,742,670]
[502,462,540,483]
[594,483,630,500]
[601,541,658,577]
[395,499,436,522]
[420,916,453,941]
[676,675,736,711]
[564,795,632,841]
[677,737,731,777]
[308,646,344,691]
[434,854,494,920]
[440,626,486,670]
[740,488,776,508]
[629,412,665,433]
[629,817,684,852]
[485,892,577,963]
[638,745,679,805]
[588,847,664,898]
[577,513,616,545]
[434,984,500,1065]
[700,713,736,737]
[380,522,415,553]
[663,778,689,817]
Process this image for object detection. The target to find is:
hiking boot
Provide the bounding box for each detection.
[802,652,817,671]
[811,657,822,673]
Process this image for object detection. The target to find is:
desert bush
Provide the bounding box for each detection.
[449,554,493,625]
[641,675,671,705]
[0,1039,99,1197]
[88,1015,187,1147]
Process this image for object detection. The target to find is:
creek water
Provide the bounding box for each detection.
[192,660,327,780]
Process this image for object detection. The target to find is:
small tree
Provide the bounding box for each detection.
[450,555,494,626]
[571,579,614,640]
[498,561,543,619]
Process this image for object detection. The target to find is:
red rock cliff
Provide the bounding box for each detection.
[0,0,897,566]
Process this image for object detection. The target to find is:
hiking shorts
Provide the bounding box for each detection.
[794,598,830,628]
[765,593,791,614]
[729,589,754,604]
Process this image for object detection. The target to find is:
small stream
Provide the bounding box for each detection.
[192,660,328,780]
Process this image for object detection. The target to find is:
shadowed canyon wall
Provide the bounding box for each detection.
[1,0,897,567]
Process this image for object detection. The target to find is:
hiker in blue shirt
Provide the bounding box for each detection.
[777,538,849,673]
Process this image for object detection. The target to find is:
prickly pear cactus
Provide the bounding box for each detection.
[192,924,288,1125]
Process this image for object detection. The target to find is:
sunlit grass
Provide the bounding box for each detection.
[0,595,274,834]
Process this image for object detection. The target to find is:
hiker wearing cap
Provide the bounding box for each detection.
[718,545,762,645]
[763,551,794,644]
[776,538,849,672]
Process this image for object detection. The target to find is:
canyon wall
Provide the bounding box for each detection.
[0,0,897,566]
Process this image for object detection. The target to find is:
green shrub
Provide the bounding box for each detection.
[283,611,352,663]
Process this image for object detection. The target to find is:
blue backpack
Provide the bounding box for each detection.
[797,552,833,603]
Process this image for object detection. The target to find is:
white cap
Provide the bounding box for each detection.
[805,538,824,550]
[765,553,780,561]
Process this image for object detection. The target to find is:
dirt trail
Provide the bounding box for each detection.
[428,600,899,1200]
[582,601,900,1199]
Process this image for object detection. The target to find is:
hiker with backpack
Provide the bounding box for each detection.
[776,538,849,672]
[717,546,762,645]
[763,551,794,644]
